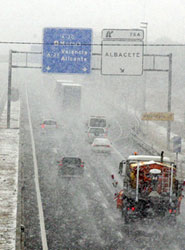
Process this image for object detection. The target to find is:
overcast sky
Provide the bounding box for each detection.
[1,0,185,43]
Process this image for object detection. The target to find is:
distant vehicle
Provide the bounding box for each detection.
[87,127,107,143]
[57,157,84,177]
[55,80,81,110]
[40,119,58,129]
[91,138,112,153]
[87,116,108,129]
[114,152,184,224]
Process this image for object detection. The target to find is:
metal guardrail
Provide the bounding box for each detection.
[129,112,161,155]
[130,129,160,156]
[131,114,185,180]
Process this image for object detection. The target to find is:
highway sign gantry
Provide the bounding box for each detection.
[101,29,144,76]
[42,28,92,74]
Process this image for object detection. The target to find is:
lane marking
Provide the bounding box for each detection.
[116,231,123,239]
[109,216,114,222]
[86,173,91,178]
[25,85,48,250]
[52,148,58,154]
[102,203,108,209]
[96,191,101,197]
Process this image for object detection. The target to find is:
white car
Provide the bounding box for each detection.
[91,138,112,153]
[87,127,107,143]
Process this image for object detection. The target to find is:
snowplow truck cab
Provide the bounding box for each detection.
[117,153,183,223]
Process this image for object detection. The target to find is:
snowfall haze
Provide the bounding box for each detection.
[0,0,185,43]
[0,0,184,250]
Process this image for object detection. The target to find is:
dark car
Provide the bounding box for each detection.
[58,157,84,177]
[41,119,58,129]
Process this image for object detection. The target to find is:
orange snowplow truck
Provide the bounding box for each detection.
[115,152,184,224]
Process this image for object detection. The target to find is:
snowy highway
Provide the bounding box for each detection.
[0,2,185,249]
[18,71,185,250]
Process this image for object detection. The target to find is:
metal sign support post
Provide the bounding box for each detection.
[167,53,172,150]
[172,136,181,167]
[143,53,173,150]
[136,161,140,202]
[140,22,148,112]
[176,152,178,168]
[7,50,42,128]
[169,165,173,203]
[7,50,12,128]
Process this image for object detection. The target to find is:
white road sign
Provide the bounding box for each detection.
[101,40,143,75]
[102,29,144,40]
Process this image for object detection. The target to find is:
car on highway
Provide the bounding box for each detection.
[87,127,107,143]
[91,138,112,153]
[57,157,85,177]
[40,119,58,134]
[40,119,58,129]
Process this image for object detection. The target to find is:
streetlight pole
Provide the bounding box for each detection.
[140,22,148,112]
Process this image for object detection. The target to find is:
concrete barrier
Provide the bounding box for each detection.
[0,100,20,250]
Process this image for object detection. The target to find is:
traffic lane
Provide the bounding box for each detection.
[27,76,185,250]
[37,160,125,248]
[33,123,152,249]
[23,114,185,250]
[26,80,89,249]
[34,141,107,249]
[43,138,185,250]
[83,167,185,249]
[32,123,185,248]
[19,84,43,250]
[38,144,185,249]
[23,72,125,248]
[29,123,94,247]
[44,130,185,250]
[28,100,110,250]
[20,74,56,250]
[29,109,127,249]
[52,130,185,249]
[28,90,167,250]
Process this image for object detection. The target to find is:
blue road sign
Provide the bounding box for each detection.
[42,28,92,74]
[173,136,181,153]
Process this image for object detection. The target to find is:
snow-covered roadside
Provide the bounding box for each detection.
[104,91,185,179]
[127,106,185,180]
[0,100,20,250]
